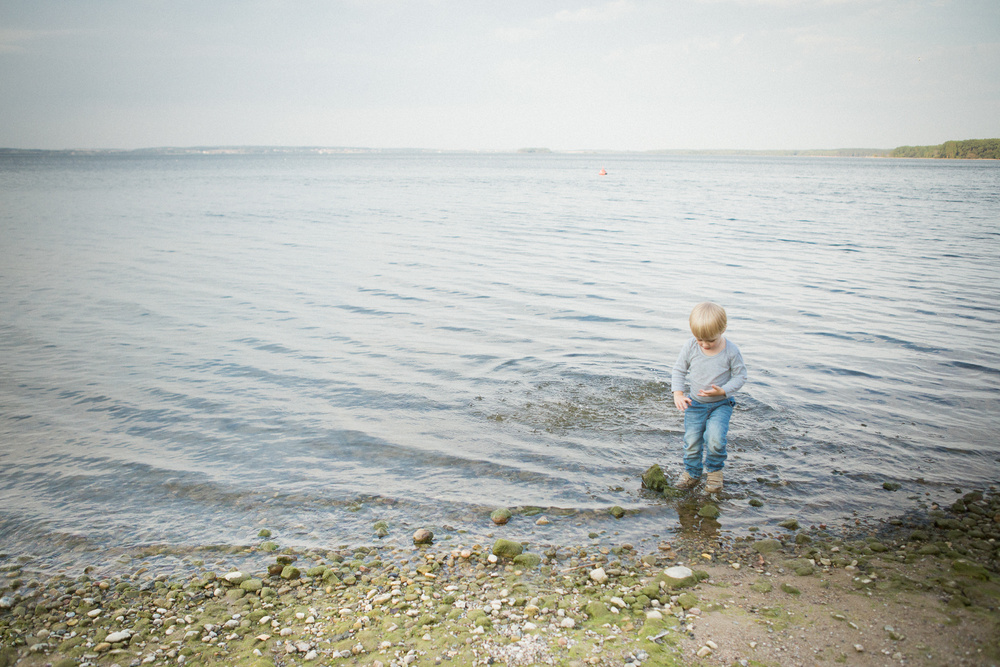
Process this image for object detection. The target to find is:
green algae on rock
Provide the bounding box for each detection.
[492,538,523,558]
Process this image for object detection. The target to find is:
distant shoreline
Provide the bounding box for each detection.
[0,144,995,159]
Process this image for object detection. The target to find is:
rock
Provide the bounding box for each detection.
[513,553,541,568]
[750,580,772,593]
[223,571,247,584]
[883,482,902,491]
[749,498,764,507]
[641,464,668,492]
[590,567,609,584]
[664,565,693,579]
[491,508,512,525]
[373,521,389,537]
[258,528,272,538]
[535,516,550,526]
[781,583,801,595]
[778,518,800,530]
[952,559,990,580]
[676,593,698,609]
[752,539,782,554]
[698,503,720,519]
[560,617,576,629]
[610,506,625,519]
[646,610,663,620]
[412,529,434,545]
[105,630,132,643]
[697,645,712,657]
[280,565,300,580]
[492,538,523,558]
[585,601,612,621]
[241,578,263,592]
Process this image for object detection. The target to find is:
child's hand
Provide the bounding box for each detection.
[673,391,691,411]
[696,384,726,399]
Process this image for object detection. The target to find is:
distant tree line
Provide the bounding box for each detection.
[891,138,1000,159]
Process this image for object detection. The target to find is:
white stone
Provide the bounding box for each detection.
[645,610,663,620]
[223,572,245,583]
[590,567,608,584]
[664,566,693,579]
[610,597,627,609]
[560,617,576,629]
[706,640,718,650]
[697,646,712,657]
[854,644,865,652]
[87,609,102,618]
[303,650,318,661]
[105,630,131,643]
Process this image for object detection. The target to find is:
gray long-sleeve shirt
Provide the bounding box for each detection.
[671,337,747,403]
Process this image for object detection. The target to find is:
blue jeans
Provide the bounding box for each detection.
[683,397,734,478]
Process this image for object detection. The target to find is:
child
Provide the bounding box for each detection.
[671,302,747,493]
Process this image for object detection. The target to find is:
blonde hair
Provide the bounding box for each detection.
[689,302,727,340]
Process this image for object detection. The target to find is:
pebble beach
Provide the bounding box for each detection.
[2,481,999,667]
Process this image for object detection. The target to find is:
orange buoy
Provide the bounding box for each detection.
[599,168,607,176]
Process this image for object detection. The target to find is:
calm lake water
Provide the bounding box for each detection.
[1,152,998,573]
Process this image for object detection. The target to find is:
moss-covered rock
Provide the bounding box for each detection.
[512,553,541,568]
[676,593,698,609]
[753,539,782,554]
[641,464,668,492]
[492,539,523,558]
[952,559,990,581]
[698,504,721,519]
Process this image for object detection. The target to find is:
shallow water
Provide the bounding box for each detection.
[1,152,999,573]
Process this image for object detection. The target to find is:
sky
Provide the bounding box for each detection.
[1,0,998,151]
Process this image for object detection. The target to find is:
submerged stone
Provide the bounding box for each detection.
[698,504,720,519]
[512,553,541,568]
[492,539,523,558]
[491,508,512,525]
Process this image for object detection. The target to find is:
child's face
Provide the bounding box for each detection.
[695,335,725,354]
